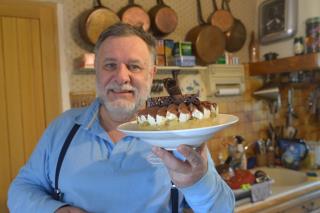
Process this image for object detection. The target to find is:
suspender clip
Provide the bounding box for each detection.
[52,188,64,201]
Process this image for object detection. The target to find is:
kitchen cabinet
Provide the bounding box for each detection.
[260,190,320,213]
[236,181,320,213]
[248,53,320,75]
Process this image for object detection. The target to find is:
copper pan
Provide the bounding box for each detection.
[186,0,225,65]
[149,0,178,37]
[79,0,120,45]
[224,0,247,52]
[208,0,234,32]
[118,0,150,31]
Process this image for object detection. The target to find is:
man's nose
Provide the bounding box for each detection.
[114,63,130,84]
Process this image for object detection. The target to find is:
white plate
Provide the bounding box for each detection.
[118,114,239,150]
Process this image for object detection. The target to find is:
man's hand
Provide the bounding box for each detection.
[55,206,87,213]
[152,143,208,187]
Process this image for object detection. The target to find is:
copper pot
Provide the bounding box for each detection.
[119,0,150,31]
[224,0,247,52]
[186,0,225,65]
[79,0,120,45]
[149,0,178,37]
[208,0,234,32]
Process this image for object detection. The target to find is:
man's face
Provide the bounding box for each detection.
[95,35,155,120]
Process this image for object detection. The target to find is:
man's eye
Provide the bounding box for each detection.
[104,63,117,70]
[127,64,142,72]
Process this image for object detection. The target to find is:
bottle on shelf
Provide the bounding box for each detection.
[248,31,260,63]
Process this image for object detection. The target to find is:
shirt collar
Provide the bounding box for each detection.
[73,98,135,143]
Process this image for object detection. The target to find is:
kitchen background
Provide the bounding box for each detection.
[33,0,320,162]
[1,0,320,212]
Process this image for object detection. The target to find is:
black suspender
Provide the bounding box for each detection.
[51,123,180,213]
[52,123,80,201]
[171,183,179,213]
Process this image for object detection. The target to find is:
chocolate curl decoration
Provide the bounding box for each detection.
[146,96,175,108]
[163,78,182,96]
[185,94,201,106]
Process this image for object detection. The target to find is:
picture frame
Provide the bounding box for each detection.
[259,0,298,44]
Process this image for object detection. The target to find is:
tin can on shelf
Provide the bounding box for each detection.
[305,17,320,53]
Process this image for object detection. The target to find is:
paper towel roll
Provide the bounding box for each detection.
[216,87,240,96]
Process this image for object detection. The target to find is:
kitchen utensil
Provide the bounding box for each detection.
[224,0,247,52]
[253,86,280,100]
[253,86,281,113]
[284,88,298,138]
[185,0,225,65]
[79,0,120,45]
[208,0,234,32]
[149,0,178,37]
[118,0,150,31]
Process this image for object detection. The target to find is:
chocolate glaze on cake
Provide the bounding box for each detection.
[137,78,219,127]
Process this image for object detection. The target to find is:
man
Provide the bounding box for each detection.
[8,23,235,213]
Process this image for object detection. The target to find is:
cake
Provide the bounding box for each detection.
[136,94,219,130]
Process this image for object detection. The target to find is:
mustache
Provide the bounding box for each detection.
[104,83,138,93]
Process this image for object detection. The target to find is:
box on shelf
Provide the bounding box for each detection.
[164,39,175,57]
[156,39,165,55]
[173,41,192,56]
[174,55,195,67]
[165,56,175,66]
[156,55,165,66]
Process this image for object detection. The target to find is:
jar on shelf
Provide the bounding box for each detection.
[293,37,304,55]
[305,17,320,53]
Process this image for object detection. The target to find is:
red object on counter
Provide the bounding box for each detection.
[226,169,256,190]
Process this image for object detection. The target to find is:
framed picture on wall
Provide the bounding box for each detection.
[259,0,298,44]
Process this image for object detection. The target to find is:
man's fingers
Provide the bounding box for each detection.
[152,146,189,172]
[177,144,207,169]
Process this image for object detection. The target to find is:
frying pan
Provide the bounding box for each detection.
[186,0,225,65]
[224,0,247,52]
[149,0,178,37]
[80,0,120,45]
[118,0,150,31]
[208,0,234,32]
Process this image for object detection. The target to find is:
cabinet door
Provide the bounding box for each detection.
[0,1,61,212]
[281,205,307,213]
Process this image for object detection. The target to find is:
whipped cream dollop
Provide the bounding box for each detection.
[137,100,219,126]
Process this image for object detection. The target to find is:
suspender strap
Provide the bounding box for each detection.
[52,123,80,201]
[171,182,179,213]
[52,122,181,211]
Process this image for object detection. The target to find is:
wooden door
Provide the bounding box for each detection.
[0,1,61,212]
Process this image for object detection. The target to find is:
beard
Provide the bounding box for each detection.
[97,80,151,122]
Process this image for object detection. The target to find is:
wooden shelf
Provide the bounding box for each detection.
[156,65,207,71]
[75,65,207,74]
[248,53,320,76]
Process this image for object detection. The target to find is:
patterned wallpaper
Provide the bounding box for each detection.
[46,0,257,92]
[34,0,320,161]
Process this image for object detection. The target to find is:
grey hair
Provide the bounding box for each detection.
[94,23,157,65]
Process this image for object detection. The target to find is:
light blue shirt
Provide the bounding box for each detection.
[7,99,235,213]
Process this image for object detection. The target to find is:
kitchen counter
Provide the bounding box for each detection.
[235,168,320,213]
